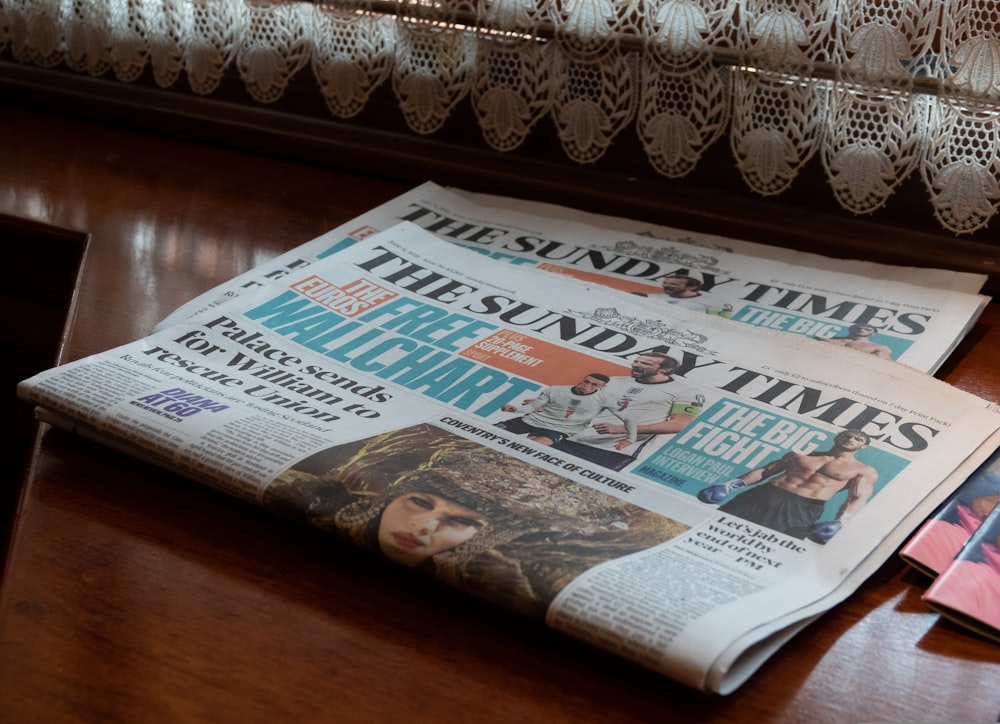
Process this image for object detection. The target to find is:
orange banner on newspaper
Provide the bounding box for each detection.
[291,276,398,317]
[460,329,630,386]
[535,263,658,296]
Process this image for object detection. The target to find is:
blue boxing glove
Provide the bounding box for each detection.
[807,519,842,544]
[697,478,747,504]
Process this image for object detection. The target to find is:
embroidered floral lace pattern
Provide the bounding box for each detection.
[4,0,1000,233]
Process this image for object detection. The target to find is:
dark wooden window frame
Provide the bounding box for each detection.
[3,54,998,294]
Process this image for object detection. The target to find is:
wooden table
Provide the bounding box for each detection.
[2,105,999,723]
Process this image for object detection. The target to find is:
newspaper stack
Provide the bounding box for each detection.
[159,183,990,375]
[18,185,1000,694]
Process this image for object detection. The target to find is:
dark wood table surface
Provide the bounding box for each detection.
[2,104,999,723]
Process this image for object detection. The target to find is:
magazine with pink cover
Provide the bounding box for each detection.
[922,504,1000,644]
[899,449,1000,578]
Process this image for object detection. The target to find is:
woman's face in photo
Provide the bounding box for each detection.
[377,492,489,567]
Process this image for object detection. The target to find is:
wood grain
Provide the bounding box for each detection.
[1,105,998,724]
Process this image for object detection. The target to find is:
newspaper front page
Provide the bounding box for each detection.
[456,186,989,293]
[20,224,1000,693]
[157,183,989,374]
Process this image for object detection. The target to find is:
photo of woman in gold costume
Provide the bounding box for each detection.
[264,423,688,619]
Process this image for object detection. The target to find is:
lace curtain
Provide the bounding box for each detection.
[3,0,1000,235]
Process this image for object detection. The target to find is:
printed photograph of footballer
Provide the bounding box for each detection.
[495,372,637,448]
[696,429,878,543]
[262,424,689,619]
[552,352,706,472]
[635,274,733,317]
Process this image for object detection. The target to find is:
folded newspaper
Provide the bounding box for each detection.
[157,182,989,374]
[18,223,1000,694]
[455,186,989,293]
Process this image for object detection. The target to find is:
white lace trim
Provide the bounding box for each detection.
[3,0,999,234]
